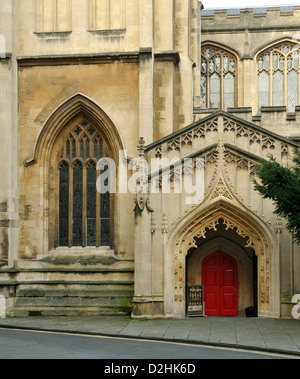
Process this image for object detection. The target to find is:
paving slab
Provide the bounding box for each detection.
[0,316,299,356]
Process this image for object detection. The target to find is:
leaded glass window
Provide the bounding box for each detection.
[201,45,237,110]
[257,42,300,112]
[288,70,299,113]
[210,73,221,108]
[258,71,270,107]
[224,73,235,109]
[273,71,284,106]
[58,120,111,248]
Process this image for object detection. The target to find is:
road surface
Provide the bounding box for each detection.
[0,328,297,361]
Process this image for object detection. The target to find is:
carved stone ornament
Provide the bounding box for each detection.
[134,197,145,212]
[166,117,219,153]
[161,212,168,234]
[210,178,233,201]
[146,199,154,213]
[171,201,272,315]
[223,116,275,151]
[150,213,156,234]
[134,197,154,214]
[137,137,146,158]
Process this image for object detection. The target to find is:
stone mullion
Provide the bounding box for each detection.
[220,53,224,110]
[206,70,210,108]
[68,165,74,247]
[82,165,87,248]
[96,169,101,247]
[270,52,273,107]
[284,54,288,108]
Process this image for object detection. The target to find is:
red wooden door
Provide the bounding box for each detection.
[202,251,238,316]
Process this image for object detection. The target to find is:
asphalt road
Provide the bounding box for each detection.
[0,328,297,361]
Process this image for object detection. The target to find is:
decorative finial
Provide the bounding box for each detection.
[137,137,146,158]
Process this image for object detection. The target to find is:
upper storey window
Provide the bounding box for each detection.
[258,42,300,112]
[88,0,125,31]
[35,0,71,33]
[201,45,237,110]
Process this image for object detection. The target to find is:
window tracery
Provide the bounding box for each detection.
[257,42,300,112]
[201,45,237,110]
[58,120,110,248]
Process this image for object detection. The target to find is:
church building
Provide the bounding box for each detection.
[0,0,299,319]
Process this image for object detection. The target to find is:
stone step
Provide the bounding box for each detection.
[1,255,135,317]
[0,268,134,284]
[10,282,134,317]
[14,295,133,308]
[16,283,134,298]
[10,305,132,317]
[18,255,134,270]
[11,292,133,317]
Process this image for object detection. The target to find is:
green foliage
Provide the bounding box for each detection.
[253,147,300,244]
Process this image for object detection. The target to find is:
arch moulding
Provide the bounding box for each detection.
[23,93,124,257]
[252,36,296,59]
[166,198,277,318]
[24,93,124,167]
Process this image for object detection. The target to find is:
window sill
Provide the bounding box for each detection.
[87,29,126,37]
[193,108,220,114]
[260,106,287,112]
[34,31,72,39]
[227,107,252,113]
[49,247,114,257]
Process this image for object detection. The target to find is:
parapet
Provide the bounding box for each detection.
[201,5,300,28]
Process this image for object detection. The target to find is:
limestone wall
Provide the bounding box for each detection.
[14,0,202,262]
[0,0,18,268]
[200,6,300,123]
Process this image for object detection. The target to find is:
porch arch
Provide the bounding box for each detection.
[167,199,277,318]
[187,232,255,316]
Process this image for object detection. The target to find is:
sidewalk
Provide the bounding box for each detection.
[0,315,299,357]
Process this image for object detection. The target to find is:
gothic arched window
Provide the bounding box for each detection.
[257,42,300,112]
[58,120,110,248]
[201,45,237,110]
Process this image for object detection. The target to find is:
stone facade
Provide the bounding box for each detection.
[0,1,299,319]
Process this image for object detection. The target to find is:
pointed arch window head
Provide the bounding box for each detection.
[201,45,238,110]
[58,120,110,248]
[257,42,300,112]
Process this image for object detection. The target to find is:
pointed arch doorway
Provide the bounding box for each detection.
[202,251,238,316]
[169,200,277,318]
